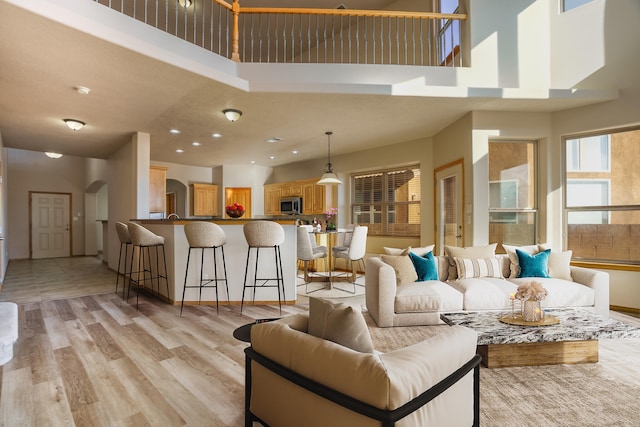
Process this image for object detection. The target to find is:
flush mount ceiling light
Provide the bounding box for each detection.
[178,0,193,8]
[265,137,284,143]
[63,119,85,131]
[169,128,181,134]
[317,131,342,185]
[45,152,63,159]
[212,133,222,138]
[74,85,91,95]
[222,109,242,122]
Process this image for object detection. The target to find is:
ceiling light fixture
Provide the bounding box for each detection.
[212,133,222,138]
[169,129,181,134]
[45,152,63,159]
[265,137,284,143]
[317,131,342,185]
[178,0,193,7]
[192,141,201,146]
[223,109,242,122]
[176,149,184,153]
[63,119,85,131]
[74,86,91,95]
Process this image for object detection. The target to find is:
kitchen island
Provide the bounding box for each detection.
[132,218,298,307]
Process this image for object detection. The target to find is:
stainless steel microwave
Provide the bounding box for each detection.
[280,197,302,214]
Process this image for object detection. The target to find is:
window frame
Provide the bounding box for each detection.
[488,140,539,247]
[563,126,640,266]
[350,165,421,237]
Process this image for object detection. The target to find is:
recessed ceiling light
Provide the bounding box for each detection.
[292,150,299,154]
[45,152,63,159]
[74,86,91,95]
[170,129,181,134]
[212,133,222,138]
[250,160,256,164]
[265,137,284,143]
[192,141,201,146]
[176,149,184,153]
[269,156,276,160]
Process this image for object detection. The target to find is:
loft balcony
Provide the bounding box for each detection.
[93,0,467,67]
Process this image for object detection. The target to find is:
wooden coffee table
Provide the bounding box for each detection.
[441,310,640,368]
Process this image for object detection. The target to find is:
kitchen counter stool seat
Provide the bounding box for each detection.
[127,222,170,308]
[241,221,286,314]
[181,221,229,315]
[115,222,133,299]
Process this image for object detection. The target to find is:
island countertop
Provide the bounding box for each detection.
[134,217,299,225]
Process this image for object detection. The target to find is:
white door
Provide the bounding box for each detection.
[435,160,464,255]
[31,192,71,259]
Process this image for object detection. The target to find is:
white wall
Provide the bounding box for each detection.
[0,134,7,283]
[7,148,87,259]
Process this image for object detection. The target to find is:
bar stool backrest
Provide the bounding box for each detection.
[116,222,131,244]
[244,221,285,247]
[128,222,165,246]
[184,222,226,248]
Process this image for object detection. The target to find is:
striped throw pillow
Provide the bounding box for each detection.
[454,257,503,279]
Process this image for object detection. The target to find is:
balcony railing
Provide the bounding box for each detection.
[95,0,467,67]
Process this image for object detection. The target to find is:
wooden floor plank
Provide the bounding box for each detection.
[53,346,99,412]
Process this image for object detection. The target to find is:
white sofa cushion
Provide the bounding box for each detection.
[447,277,517,311]
[395,280,463,313]
[509,277,594,309]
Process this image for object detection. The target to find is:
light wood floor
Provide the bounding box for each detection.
[0,256,312,426]
[1,256,638,426]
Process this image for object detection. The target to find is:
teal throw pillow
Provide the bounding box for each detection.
[516,248,551,278]
[409,251,439,281]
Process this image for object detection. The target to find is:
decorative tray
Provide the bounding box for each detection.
[499,314,560,327]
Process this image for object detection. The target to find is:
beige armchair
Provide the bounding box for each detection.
[245,313,481,427]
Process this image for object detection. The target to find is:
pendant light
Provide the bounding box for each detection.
[317,131,342,185]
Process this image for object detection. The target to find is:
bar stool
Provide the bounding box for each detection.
[115,222,132,299]
[180,222,229,316]
[241,221,285,314]
[127,222,170,308]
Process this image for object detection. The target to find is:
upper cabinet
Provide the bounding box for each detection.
[265,178,330,215]
[192,183,219,216]
[149,166,167,213]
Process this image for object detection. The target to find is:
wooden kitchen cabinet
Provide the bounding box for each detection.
[264,178,329,216]
[149,166,167,213]
[264,185,281,215]
[191,183,219,216]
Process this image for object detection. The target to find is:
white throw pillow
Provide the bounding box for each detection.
[548,250,573,281]
[454,257,504,279]
[383,245,435,257]
[308,297,374,353]
[444,244,497,280]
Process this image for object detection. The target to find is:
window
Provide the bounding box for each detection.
[437,0,460,65]
[566,135,610,172]
[488,141,538,248]
[562,0,594,12]
[565,128,640,265]
[351,166,420,237]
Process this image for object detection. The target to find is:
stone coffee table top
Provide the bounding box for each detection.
[440,309,640,346]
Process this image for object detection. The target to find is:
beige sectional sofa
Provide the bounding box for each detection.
[245,312,481,427]
[366,247,610,328]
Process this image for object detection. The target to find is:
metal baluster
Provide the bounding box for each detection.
[331,15,335,64]
[275,14,279,63]
[396,17,399,65]
[403,17,407,65]
[250,15,255,62]
[355,16,359,64]
[200,0,204,48]
[299,14,303,63]
[315,14,319,63]
[372,15,375,64]
[267,14,272,63]
[282,13,287,63]
[323,15,327,63]
[307,14,311,63]
[364,16,367,64]
[449,20,455,67]
[411,17,415,65]
[388,16,391,65]
[339,15,343,64]
[419,18,423,66]
[348,15,352,63]
[291,14,295,63]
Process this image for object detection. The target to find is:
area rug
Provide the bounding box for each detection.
[364,311,640,426]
